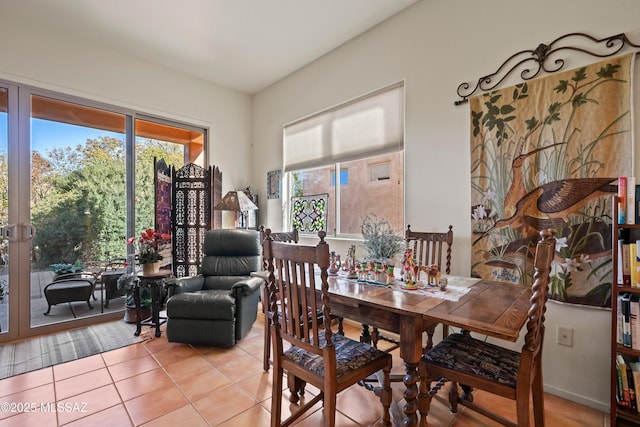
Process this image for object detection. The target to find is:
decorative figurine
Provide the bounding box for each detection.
[427,264,440,285]
[386,265,395,284]
[402,249,417,285]
[329,251,340,276]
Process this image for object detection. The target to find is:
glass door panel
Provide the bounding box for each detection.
[132,118,198,267]
[0,88,8,335]
[30,95,127,327]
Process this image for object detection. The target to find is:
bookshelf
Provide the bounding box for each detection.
[612,195,640,425]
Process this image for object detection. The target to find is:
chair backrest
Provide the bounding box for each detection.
[259,225,299,243]
[262,228,332,357]
[200,229,261,276]
[522,229,556,358]
[405,224,453,275]
[259,225,299,270]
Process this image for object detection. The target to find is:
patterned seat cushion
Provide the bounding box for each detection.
[424,333,520,388]
[284,331,389,377]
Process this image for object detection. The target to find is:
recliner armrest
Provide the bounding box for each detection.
[231,276,263,297]
[167,275,205,296]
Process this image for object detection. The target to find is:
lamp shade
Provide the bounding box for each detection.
[213,190,258,212]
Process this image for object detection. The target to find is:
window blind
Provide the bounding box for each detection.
[283,82,404,172]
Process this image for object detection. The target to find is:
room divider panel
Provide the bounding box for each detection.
[171,163,219,277]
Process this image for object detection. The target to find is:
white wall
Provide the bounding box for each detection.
[0,13,252,228]
[252,0,640,411]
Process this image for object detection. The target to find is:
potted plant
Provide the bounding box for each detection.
[360,214,404,265]
[127,228,171,275]
[49,260,85,279]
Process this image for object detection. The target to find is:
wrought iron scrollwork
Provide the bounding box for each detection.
[454,32,640,105]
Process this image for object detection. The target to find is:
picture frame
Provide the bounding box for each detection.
[267,169,281,199]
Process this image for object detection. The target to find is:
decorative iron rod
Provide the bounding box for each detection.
[454,32,640,105]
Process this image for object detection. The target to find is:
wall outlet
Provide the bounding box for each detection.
[557,325,573,347]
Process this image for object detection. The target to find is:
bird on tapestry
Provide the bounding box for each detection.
[502,140,567,218]
[473,177,618,245]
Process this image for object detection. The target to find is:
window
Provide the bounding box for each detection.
[369,162,391,182]
[331,169,349,186]
[283,83,404,236]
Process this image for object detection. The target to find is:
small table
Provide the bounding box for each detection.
[134,271,171,338]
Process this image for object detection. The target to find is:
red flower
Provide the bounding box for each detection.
[127,228,171,264]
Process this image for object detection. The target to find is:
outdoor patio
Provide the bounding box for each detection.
[0,269,128,333]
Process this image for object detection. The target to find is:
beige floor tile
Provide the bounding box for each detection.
[0,383,55,421]
[56,384,122,425]
[53,354,106,381]
[236,370,275,402]
[161,354,214,383]
[175,366,233,402]
[214,351,266,382]
[54,367,113,400]
[107,354,160,382]
[217,404,272,427]
[150,343,199,366]
[124,384,189,426]
[0,404,58,427]
[62,404,134,427]
[101,343,151,366]
[0,367,54,398]
[193,383,258,426]
[139,404,208,427]
[115,367,175,402]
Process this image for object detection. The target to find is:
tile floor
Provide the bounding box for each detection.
[0,316,609,426]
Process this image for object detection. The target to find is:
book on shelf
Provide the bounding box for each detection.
[619,294,625,345]
[623,241,631,286]
[620,177,628,224]
[632,295,640,351]
[617,356,627,406]
[636,185,640,224]
[628,177,637,224]
[637,239,640,288]
[618,354,632,407]
[631,243,638,288]
[630,361,640,413]
[623,293,632,347]
[630,361,638,412]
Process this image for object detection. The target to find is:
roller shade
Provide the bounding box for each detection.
[283,82,404,172]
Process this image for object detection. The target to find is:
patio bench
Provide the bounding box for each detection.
[43,274,95,318]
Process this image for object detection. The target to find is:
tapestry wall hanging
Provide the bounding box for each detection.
[470,53,634,307]
[291,193,328,233]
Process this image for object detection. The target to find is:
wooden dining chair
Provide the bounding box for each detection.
[370,224,454,350]
[260,225,300,371]
[419,229,556,427]
[262,228,392,427]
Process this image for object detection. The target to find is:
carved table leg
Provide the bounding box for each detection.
[403,360,420,427]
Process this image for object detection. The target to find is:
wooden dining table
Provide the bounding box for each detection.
[325,275,532,427]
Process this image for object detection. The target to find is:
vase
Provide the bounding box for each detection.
[142,262,160,275]
[123,305,151,324]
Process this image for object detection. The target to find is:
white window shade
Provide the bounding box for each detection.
[283,82,404,172]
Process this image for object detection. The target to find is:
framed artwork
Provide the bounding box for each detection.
[267,169,281,199]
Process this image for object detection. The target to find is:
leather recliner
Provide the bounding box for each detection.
[165,228,263,346]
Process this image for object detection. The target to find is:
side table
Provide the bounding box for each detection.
[134,270,171,337]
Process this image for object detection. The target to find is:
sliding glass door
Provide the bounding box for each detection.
[0,87,9,338]
[0,84,206,342]
[29,94,128,328]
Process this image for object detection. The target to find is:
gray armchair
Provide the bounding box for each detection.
[165,228,263,346]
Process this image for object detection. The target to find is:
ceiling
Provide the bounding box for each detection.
[7,0,419,94]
